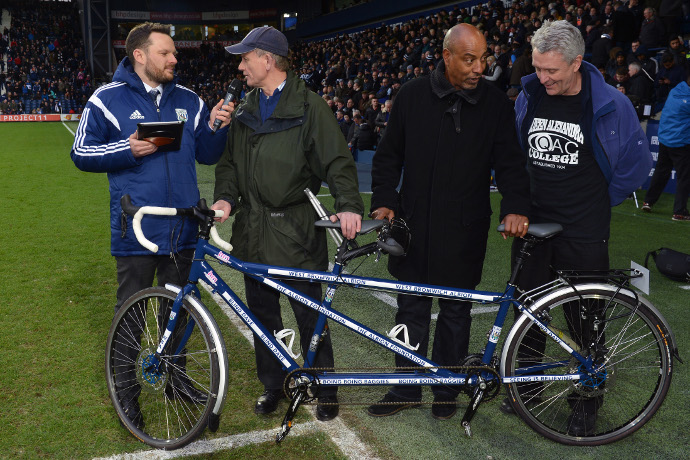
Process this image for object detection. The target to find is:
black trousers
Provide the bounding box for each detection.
[244,276,336,397]
[389,294,472,401]
[511,237,609,408]
[644,143,690,215]
[114,249,195,313]
[112,250,194,399]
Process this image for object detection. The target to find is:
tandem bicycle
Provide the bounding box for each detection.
[106,194,680,450]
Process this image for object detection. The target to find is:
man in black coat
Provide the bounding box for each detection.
[367,24,531,420]
[591,27,614,69]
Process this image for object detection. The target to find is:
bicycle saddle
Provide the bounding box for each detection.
[315,219,385,236]
[496,222,563,239]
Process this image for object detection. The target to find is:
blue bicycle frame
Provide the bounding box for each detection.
[152,235,594,393]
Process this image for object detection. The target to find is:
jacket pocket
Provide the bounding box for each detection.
[262,203,325,268]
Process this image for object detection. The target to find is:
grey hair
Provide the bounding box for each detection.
[628,62,641,72]
[531,20,585,64]
[255,48,290,72]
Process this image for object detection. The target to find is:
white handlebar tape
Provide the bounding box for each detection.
[210,226,234,252]
[132,206,177,253]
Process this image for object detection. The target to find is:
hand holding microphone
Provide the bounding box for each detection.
[211,79,242,133]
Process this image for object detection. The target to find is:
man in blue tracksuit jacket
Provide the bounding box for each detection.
[642,77,690,220]
[503,20,652,437]
[70,22,230,427]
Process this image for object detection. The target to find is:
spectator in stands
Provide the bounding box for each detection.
[627,61,654,103]
[347,112,362,148]
[638,7,666,49]
[365,97,380,126]
[350,112,377,151]
[657,53,687,106]
[667,35,689,73]
[583,21,602,55]
[376,77,392,99]
[483,55,505,88]
[611,1,636,50]
[70,22,230,430]
[659,0,683,39]
[642,75,690,221]
[606,49,627,80]
[375,99,392,141]
[613,66,631,92]
[628,0,645,36]
[510,47,534,89]
[630,45,658,80]
[401,65,415,83]
[340,112,353,139]
[343,97,355,118]
[367,23,530,421]
[591,27,614,69]
[626,39,642,64]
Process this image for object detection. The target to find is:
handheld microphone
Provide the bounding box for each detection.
[212,79,242,133]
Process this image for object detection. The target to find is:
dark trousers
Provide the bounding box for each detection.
[511,237,609,407]
[112,250,194,399]
[114,249,195,313]
[244,276,336,397]
[644,143,690,215]
[390,294,472,401]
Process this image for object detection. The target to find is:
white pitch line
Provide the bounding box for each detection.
[93,422,323,460]
[62,121,75,136]
[200,281,379,460]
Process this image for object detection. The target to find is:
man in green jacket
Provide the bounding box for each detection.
[212,26,363,422]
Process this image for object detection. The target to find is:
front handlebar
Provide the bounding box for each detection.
[120,195,233,253]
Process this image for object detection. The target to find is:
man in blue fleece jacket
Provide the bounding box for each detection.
[504,20,652,437]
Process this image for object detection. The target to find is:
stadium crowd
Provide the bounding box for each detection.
[173,0,689,151]
[0,2,92,115]
[1,0,688,127]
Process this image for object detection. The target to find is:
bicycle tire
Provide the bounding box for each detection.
[502,285,673,446]
[105,287,223,450]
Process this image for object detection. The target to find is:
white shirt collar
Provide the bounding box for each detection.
[143,82,163,104]
[261,79,287,98]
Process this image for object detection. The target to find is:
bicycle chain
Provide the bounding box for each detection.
[283,365,502,406]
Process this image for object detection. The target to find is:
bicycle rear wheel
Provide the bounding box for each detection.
[105,287,223,450]
[502,286,673,445]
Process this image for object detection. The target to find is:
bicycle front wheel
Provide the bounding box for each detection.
[502,286,673,445]
[105,287,224,450]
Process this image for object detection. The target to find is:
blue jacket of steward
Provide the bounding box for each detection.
[658,81,690,148]
[70,57,226,256]
[515,60,652,206]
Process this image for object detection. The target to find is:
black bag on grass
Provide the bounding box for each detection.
[645,248,690,282]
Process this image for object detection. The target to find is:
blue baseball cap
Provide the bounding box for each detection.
[225,26,289,57]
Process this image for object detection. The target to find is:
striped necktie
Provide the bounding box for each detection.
[148,89,159,107]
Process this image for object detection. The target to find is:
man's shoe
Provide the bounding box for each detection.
[641,202,652,212]
[316,395,339,421]
[499,393,543,415]
[254,389,284,415]
[566,406,597,437]
[367,392,421,417]
[499,396,516,414]
[431,397,457,420]
[672,213,690,221]
[166,372,208,405]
